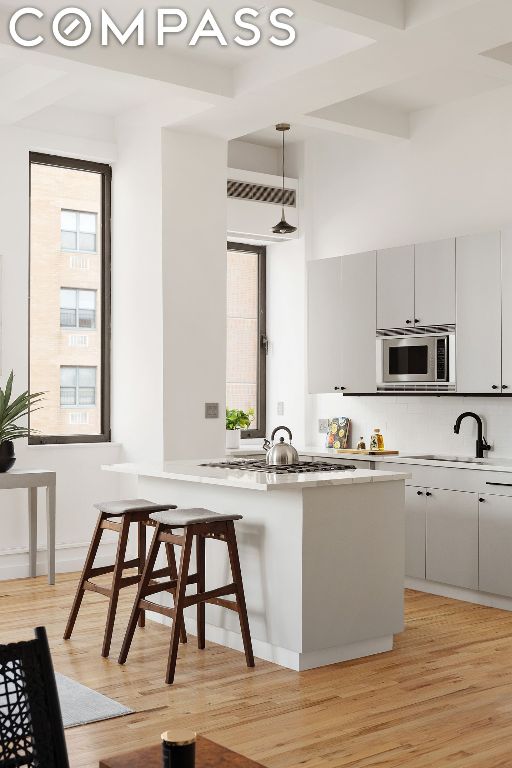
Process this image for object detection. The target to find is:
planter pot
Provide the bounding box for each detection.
[226,429,241,450]
[0,440,16,473]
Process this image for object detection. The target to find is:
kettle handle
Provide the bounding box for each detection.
[271,426,293,442]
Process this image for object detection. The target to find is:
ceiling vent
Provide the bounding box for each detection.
[227,179,296,208]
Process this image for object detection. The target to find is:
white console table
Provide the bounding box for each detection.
[1,470,57,585]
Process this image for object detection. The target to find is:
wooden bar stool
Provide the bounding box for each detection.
[118,507,255,684]
[63,499,186,658]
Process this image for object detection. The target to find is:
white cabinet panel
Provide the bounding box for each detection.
[377,246,415,330]
[426,488,478,590]
[479,494,512,597]
[405,486,426,579]
[307,253,376,394]
[339,251,377,393]
[414,238,455,326]
[307,257,342,394]
[501,228,512,393]
[456,232,502,393]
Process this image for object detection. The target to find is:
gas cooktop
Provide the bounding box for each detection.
[199,460,356,475]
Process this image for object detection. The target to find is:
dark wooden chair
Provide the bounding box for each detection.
[0,627,70,768]
[63,499,183,658]
[118,508,254,684]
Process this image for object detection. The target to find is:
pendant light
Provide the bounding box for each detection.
[272,123,297,235]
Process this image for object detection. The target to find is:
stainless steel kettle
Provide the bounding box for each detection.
[263,426,299,465]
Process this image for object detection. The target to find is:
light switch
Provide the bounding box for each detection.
[205,403,219,419]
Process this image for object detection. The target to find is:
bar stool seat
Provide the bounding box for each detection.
[64,498,185,658]
[119,507,254,684]
[95,499,175,516]
[151,508,243,526]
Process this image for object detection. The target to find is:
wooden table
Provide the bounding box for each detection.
[1,469,57,585]
[99,737,264,768]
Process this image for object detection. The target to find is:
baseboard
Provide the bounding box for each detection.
[406,577,512,612]
[146,612,394,671]
[0,542,118,581]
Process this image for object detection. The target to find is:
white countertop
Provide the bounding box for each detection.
[102,460,410,492]
[230,446,512,473]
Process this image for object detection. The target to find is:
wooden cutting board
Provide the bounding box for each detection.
[335,449,399,456]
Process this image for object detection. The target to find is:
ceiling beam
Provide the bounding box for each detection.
[304,97,410,141]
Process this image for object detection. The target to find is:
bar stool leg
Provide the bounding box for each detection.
[63,512,105,640]
[166,528,194,685]
[165,543,188,644]
[138,522,147,629]
[196,534,206,650]
[119,525,162,665]
[102,516,130,658]
[226,521,255,668]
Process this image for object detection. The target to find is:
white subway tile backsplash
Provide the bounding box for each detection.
[308,395,512,457]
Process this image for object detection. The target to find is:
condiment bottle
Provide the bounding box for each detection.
[356,437,366,450]
[370,429,384,451]
[161,731,196,768]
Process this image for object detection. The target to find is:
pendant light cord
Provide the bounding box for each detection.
[281,128,285,216]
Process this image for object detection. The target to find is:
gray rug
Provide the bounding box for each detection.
[56,673,133,729]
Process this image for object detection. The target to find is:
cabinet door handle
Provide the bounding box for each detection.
[417,490,423,496]
[479,498,485,503]
[415,319,420,324]
[503,385,510,391]
[334,386,346,392]
[406,320,412,325]
[426,491,432,497]
[486,482,512,487]
[492,385,500,390]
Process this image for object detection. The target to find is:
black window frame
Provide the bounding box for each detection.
[227,241,267,440]
[29,152,112,445]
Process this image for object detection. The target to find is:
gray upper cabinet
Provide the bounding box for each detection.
[307,252,376,394]
[414,239,455,326]
[501,228,512,393]
[456,232,502,393]
[377,246,415,329]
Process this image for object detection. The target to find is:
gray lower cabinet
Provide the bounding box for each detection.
[425,488,479,590]
[405,486,426,578]
[479,494,512,597]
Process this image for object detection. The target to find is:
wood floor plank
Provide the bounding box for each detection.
[2,573,512,767]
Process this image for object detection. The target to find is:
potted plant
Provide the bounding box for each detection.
[0,371,44,472]
[226,408,255,449]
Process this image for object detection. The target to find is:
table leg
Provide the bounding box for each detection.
[46,482,56,585]
[28,487,37,578]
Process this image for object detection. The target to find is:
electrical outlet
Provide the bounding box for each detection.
[319,419,329,434]
[277,401,285,416]
[205,403,219,419]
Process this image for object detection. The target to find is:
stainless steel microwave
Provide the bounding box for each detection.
[381,335,453,384]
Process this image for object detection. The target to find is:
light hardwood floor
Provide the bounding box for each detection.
[3,573,512,767]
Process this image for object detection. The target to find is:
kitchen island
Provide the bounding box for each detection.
[103,460,409,671]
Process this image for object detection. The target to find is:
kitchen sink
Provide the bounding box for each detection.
[404,454,512,466]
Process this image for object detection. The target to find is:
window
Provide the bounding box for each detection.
[61,210,97,252]
[60,367,96,407]
[29,153,111,443]
[226,242,266,439]
[60,289,96,329]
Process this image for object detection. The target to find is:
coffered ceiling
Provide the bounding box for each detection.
[0,0,511,146]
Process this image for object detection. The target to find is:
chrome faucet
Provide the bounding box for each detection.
[453,412,491,459]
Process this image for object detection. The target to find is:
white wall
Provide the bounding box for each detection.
[228,139,280,176]
[161,129,228,460]
[0,125,122,580]
[111,119,164,463]
[305,84,512,455]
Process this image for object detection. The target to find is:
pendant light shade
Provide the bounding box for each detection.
[272,123,297,235]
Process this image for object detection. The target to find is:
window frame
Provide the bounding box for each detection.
[60,287,97,330]
[60,209,98,253]
[60,366,97,408]
[29,152,112,445]
[227,241,267,440]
